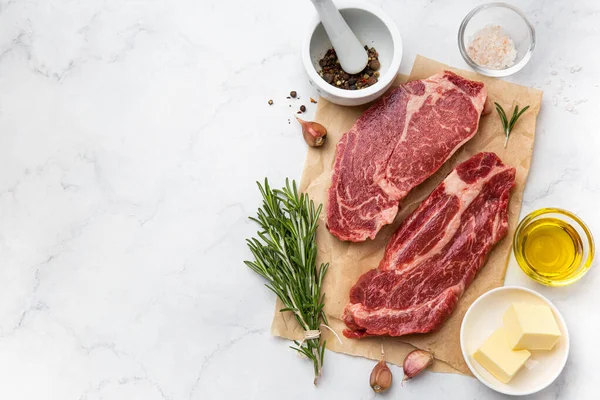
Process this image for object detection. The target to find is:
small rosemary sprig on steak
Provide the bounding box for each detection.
[245,178,330,385]
[494,102,530,148]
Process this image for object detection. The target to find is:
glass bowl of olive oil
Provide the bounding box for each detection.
[514,208,594,286]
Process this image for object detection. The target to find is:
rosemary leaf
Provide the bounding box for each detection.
[495,102,530,148]
[245,178,329,385]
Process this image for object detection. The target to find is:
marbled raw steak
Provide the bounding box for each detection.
[327,71,487,242]
[343,152,516,338]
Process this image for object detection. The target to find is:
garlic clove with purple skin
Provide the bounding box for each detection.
[370,359,393,393]
[402,349,434,382]
[296,117,327,147]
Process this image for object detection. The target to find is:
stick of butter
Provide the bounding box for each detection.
[503,303,562,351]
[473,327,531,383]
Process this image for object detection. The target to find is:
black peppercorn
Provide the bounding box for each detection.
[316,46,381,91]
[369,60,381,71]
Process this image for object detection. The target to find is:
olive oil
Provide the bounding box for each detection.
[520,218,583,280]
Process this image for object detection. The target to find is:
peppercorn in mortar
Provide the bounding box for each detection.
[317,46,380,90]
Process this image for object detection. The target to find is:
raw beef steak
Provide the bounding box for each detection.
[327,71,487,242]
[343,152,516,338]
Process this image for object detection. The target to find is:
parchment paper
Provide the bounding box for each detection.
[271,56,543,375]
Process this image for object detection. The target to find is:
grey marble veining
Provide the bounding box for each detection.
[0,0,598,399]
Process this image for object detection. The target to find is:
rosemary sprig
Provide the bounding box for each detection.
[494,102,530,148]
[245,178,330,385]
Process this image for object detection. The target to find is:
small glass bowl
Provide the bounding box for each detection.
[513,208,595,287]
[458,2,535,77]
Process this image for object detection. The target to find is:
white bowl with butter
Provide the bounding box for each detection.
[460,286,569,396]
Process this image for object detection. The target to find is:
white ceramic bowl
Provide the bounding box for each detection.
[302,2,402,106]
[460,286,569,396]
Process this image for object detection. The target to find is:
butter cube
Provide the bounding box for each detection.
[473,327,531,383]
[503,303,562,351]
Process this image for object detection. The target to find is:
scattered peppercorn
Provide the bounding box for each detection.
[290,91,297,98]
[297,111,302,114]
[317,47,381,90]
[300,105,306,112]
[268,99,273,105]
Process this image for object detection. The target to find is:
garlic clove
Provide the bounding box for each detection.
[370,359,393,393]
[296,117,327,147]
[402,349,434,382]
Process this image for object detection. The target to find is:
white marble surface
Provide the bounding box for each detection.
[0,0,598,398]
